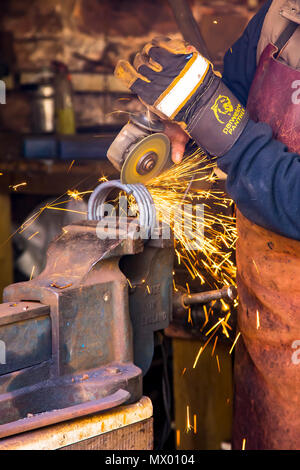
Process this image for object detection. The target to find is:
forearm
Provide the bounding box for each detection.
[218,120,300,240]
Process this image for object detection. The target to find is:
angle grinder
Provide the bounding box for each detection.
[107,112,172,184]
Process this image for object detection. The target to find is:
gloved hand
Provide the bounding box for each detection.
[163,121,189,164]
[115,38,249,157]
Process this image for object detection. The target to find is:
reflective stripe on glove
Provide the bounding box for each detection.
[115,38,249,157]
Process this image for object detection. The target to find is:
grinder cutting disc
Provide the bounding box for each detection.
[121,133,171,184]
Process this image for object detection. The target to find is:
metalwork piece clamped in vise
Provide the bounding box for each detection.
[107,112,172,184]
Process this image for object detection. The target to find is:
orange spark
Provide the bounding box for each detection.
[252,259,260,274]
[186,406,192,433]
[205,317,225,336]
[188,307,192,324]
[193,326,220,368]
[176,430,180,447]
[28,231,39,240]
[30,265,35,281]
[67,189,92,201]
[256,310,260,329]
[98,175,108,183]
[229,332,241,355]
[211,335,218,356]
[216,354,221,373]
[50,282,72,289]
[10,182,27,191]
[67,160,75,173]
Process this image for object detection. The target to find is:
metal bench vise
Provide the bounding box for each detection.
[0,212,174,438]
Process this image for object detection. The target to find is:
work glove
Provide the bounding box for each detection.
[115,38,249,157]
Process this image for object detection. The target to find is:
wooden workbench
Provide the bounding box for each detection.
[0,396,153,450]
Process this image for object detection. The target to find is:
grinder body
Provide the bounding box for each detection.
[107,113,172,184]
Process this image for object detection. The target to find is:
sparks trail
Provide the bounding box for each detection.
[1,163,110,250]
[145,149,237,288]
[0,181,100,250]
[144,148,239,368]
[67,189,93,201]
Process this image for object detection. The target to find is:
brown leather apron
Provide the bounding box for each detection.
[233,33,300,448]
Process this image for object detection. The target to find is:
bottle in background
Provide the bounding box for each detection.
[53,61,76,135]
[32,67,55,134]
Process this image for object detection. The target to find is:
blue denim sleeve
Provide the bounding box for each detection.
[218,1,300,240]
[218,121,300,241]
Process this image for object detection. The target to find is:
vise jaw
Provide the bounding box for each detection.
[0,219,173,438]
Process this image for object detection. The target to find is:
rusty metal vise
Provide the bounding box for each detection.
[0,206,174,439]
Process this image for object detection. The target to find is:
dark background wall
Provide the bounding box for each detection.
[0,0,261,133]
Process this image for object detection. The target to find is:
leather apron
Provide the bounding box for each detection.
[233,27,300,448]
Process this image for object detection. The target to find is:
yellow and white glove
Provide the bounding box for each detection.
[115,38,249,157]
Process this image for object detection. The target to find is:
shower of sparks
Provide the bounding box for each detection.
[193,414,197,434]
[144,149,237,289]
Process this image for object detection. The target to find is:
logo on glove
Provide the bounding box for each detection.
[211,95,234,124]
